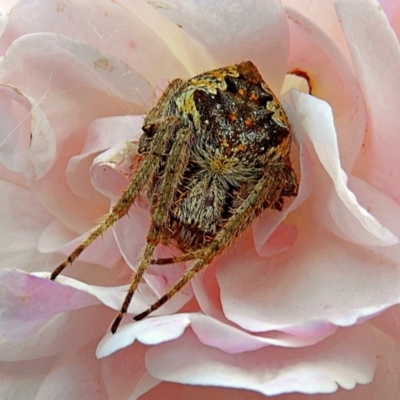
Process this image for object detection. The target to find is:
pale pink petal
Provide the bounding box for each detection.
[0,33,153,118]
[31,269,190,326]
[101,341,160,400]
[362,327,400,398]
[282,0,352,64]
[378,0,400,43]
[251,111,313,255]
[284,6,366,171]
[321,320,400,399]
[84,116,143,199]
[2,0,215,82]
[149,0,290,92]
[0,83,56,179]
[70,116,143,201]
[371,305,400,343]
[347,175,400,247]
[0,269,98,339]
[141,326,399,400]
[255,222,298,257]
[218,218,400,333]
[0,268,194,352]
[35,341,109,400]
[287,90,397,247]
[97,314,191,358]
[48,230,121,270]
[0,0,16,15]
[336,0,400,201]
[112,206,194,311]
[0,180,53,271]
[189,314,336,353]
[91,143,142,199]
[0,305,113,362]
[0,33,154,234]
[0,357,56,400]
[140,383,274,400]
[37,221,77,256]
[97,311,336,360]
[82,116,143,156]
[0,85,37,175]
[145,325,375,396]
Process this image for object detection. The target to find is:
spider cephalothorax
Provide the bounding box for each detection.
[51,61,298,333]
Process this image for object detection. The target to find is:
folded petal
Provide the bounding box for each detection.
[336,0,400,201]
[145,325,375,396]
[148,0,290,92]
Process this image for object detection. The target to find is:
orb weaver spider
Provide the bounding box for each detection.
[51,61,298,333]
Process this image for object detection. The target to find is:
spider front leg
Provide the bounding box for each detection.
[111,127,193,333]
[50,116,179,280]
[133,166,289,321]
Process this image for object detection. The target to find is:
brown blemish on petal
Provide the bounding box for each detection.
[288,69,313,94]
[55,3,66,12]
[94,58,114,72]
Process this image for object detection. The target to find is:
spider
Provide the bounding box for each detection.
[50,61,298,334]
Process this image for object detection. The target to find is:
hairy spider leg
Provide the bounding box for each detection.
[133,164,288,321]
[150,250,203,265]
[50,116,179,281]
[111,127,193,333]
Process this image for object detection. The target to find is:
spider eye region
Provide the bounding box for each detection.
[176,61,292,167]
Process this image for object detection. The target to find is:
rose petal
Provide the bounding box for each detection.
[336,0,400,202]
[0,32,154,234]
[72,115,143,200]
[0,268,191,342]
[96,314,192,358]
[90,142,142,200]
[48,230,121,270]
[251,110,313,255]
[0,305,114,362]
[288,89,397,247]
[149,0,290,92]
[284,6,366,171]
[32,270,190,325]
[282,0,353,64]
[378,0,400,43]
[113,206,194,311]
[69,116,143,202]
[101,340,160,400]
[3,0,215,82]
[0,269,98,339]
[145,325,375,396]
[0,1,16,15]
[0,356,56,400]
[0,179,53,271]
[97,311,337,360]
[0,83,56,178]
[218,218,400,334]
[35,341,109,399]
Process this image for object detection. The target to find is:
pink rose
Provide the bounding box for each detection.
[1,0,400,398]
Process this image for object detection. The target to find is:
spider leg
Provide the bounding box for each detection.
[133,165,288,321]
[150,250,203,265]
[111,127,193,333]
[50,116,179,280]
